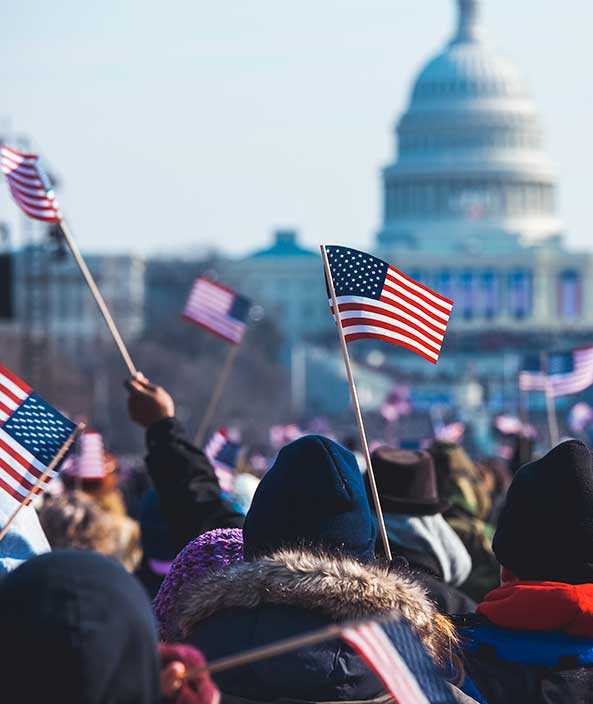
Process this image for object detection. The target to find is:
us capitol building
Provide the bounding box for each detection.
[229,0,593,390]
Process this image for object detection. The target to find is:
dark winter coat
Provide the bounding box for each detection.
[379,514,476,616]
[0,550,160,704]
[145,417,244,552]
[456,612,593,704]
[175,548,461,704]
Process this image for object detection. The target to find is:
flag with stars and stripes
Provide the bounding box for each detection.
[0,365,75,503]
[1,146,61,222]
[519,346,593,397]
[204,428,241,493]
[183,276,251,345]
[325,246,453,364]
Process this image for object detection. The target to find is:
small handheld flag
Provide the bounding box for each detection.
[0,365,76,504]
[187,616,456,704]
[520,346,593,398]
[325,246,453,364]
[1,145,138,376]
[204,428,241,493]
[183,276,251,345]
[1,146,61,222]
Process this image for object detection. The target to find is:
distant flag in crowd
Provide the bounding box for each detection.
[519,346,593,397]
[183,276,251,345]
[205,429,241,493]
[325,247,453,364]
[341,622,431,704]
[0,365,76,503]
[569,403,593,435]
[1,146,61,222]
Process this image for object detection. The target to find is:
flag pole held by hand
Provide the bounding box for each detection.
[320,245,392,562]
[58,220,137,376]
[195,343,241,447]
[0,423,86,543]
[0,146,137,377]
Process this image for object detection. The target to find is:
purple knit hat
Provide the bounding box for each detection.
[154,528,243,642]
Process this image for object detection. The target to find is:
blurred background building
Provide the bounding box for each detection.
[2,0,592,451]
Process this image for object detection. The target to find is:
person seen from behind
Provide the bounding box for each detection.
[455,440,593,704]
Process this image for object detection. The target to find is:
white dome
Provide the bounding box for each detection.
[378,0,562,254]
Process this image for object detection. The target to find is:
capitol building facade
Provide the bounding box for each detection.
[229,0,593,361]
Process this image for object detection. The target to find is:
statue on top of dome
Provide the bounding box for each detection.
[451,0,482,45]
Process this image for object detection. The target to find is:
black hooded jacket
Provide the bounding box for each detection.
[0,550,161,704]
[146,417,244,552]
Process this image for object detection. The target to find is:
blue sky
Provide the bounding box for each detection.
[0,1,591,256]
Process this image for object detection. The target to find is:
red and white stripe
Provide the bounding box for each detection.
[341,622,429,704]
[1,146,61,223]
[520,346,593,397]
[0,366,59,503]
[0,366,30,425]
[334,266,453,364]
[0,428,58,503]
[183,277,246,344]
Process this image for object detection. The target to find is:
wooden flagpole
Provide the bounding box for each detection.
[320,245,392,562]
[191,622,344,677]
[0,423,85,543]
[58,220,137,377]
[186,613,400,678]
[195,342,241,447]
[541,352,559,448]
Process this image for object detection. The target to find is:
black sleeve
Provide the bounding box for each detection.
[145,417,244,552]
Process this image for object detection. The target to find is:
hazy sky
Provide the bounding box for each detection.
[1,1,591,257]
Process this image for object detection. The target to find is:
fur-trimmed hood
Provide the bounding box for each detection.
[178,549,456,665]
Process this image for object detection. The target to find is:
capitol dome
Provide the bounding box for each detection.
[377,0,563,255]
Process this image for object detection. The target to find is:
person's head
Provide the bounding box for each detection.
[39,490,142,573]
[428,440,488,518]
[494,439,593,583]
[0,550,160,704]
[366,447,449,516]
[155,528,244,642]
[243,435,376,562]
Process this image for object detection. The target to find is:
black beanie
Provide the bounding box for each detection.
[243,435,377,562]
[493,440,593,583]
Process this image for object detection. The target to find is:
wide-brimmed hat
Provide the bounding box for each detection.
[367,447,449,516]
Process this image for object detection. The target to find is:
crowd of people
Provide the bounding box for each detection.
[1,371,592,703]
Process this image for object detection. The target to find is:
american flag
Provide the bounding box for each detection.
[341,622,430,704]
[1,146,61,222]
[205,429,241,493]
[0,365,76,503]
[325,247,453,364]
[519,346,593,397]
[183,277,251,345]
